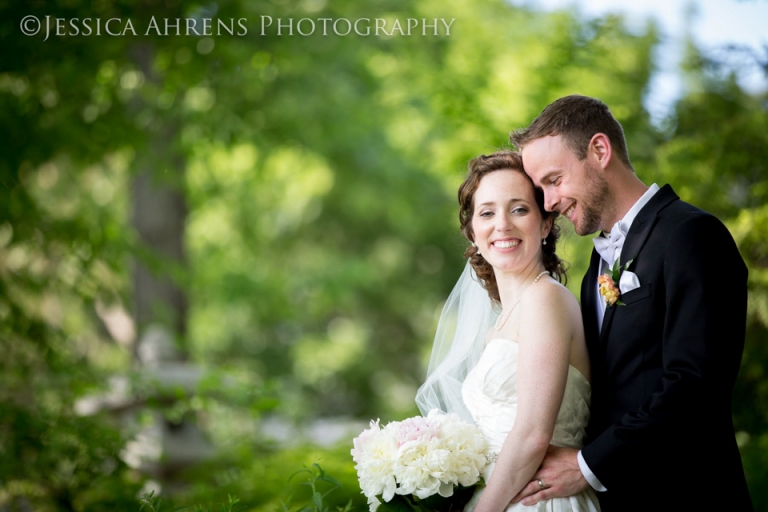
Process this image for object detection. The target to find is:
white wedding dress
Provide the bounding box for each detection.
[461,338,601,512]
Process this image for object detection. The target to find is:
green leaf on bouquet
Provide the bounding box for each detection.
[377,495,416,512]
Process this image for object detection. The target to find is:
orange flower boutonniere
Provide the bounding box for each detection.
[598,257,635,307]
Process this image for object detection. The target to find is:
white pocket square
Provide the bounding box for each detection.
[619,270,640,294]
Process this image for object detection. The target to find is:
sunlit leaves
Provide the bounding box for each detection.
[293,317,368,385]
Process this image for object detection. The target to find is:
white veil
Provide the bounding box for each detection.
[414,261,498,424]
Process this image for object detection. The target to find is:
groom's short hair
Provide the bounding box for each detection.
[510,95,633,169]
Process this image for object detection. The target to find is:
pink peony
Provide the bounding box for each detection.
[395,415,440,446]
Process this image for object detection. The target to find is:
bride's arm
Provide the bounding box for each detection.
[472,282,578,512]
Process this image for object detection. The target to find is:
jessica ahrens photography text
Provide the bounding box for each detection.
[19,15,457,40]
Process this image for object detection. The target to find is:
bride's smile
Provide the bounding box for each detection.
[491,239,520,250]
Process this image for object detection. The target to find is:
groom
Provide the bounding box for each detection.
[509,95,752,511]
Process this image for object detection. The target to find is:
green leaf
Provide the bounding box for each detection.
[312,492,324,512]
[336,501,354,512]
[376,495,416,512]
[319,474,342,487]
[288,467,312,483]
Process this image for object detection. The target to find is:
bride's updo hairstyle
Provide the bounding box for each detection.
[458,149,567,303]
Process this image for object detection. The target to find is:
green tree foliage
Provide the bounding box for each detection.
[1,1,145,509]
[1,0,765,509]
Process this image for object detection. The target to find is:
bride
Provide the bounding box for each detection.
[416,150,600,511]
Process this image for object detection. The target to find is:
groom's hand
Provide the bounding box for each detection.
[510,446,589,506]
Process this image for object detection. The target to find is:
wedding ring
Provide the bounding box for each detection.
[538,479,544,490]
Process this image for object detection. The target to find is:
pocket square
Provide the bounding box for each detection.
[619,270,640,294]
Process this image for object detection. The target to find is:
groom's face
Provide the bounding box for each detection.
[521,135,608,236]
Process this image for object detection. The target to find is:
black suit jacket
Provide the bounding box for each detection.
[580,185,752,511]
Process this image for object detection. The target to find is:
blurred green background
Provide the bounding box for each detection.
[1,0,767,510]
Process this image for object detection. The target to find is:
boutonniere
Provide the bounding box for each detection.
[598,257,639,307]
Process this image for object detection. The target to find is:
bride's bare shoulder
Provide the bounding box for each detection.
[524,276,579,309]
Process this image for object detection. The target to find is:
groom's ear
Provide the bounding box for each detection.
[588,133,612,169]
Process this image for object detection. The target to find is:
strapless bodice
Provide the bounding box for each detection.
[460,339,600,511]
[461,338,591,456]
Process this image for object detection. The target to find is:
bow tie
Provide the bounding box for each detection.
[593,222,628,267]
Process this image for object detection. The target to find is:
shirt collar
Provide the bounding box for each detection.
[601,183,659,244]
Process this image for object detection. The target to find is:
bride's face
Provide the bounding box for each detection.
[471,170,550,277]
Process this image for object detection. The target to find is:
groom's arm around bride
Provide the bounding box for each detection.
[509,95,753,511]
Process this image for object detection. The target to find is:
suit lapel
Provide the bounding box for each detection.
[598,184,679,344]
[583,249,602,347]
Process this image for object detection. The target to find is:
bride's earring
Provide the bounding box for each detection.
[542,238,547,245]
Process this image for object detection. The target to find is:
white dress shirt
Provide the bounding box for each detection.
[578,183,659,492]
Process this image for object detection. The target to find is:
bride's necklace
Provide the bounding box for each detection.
[494,270,550,331]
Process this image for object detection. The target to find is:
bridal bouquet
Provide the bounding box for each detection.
[351,409,488,512]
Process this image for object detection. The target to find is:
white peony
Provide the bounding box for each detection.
[352,409,488,511]
[352,419,399,503]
